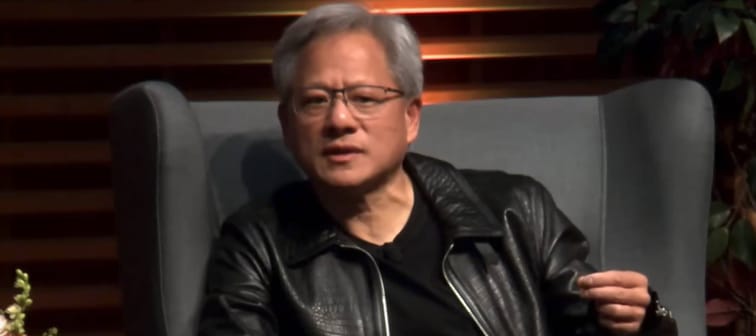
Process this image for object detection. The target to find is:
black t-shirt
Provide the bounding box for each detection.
[343,185,481,336]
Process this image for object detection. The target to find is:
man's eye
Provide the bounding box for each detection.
[302,97,329,106]
[350,95,380,105]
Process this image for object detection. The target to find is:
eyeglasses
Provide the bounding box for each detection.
[291,85,405,119]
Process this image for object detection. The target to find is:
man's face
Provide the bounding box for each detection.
[279,30,421,189]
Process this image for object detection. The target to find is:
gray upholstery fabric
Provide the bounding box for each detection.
[110,79,713,336]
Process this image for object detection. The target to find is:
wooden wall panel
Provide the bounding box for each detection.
[0,1,633,334]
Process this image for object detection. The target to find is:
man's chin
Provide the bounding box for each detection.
[316,174,367,189]
[306,160,400,193]
[308,166,377,190]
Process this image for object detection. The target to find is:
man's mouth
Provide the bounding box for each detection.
[322,145,363,162]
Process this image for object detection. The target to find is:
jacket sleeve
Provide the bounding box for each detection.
[527,179,677,336]
[198,211,278,336]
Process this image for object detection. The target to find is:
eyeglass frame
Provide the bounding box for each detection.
[288,84,406,119]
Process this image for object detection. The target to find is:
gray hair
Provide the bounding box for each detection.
[272,3,423,100]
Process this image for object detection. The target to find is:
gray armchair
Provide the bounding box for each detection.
[110,79,713,336]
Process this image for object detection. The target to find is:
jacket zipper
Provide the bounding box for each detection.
[442,243,490,336]
[340,245,390,336]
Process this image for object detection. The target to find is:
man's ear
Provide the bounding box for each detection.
[405,97,422,144]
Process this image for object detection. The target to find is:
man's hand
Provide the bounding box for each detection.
[578,271,651,335]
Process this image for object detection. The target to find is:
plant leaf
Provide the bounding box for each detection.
[708,226,730,264]
[744,19,756,51]
[748,158,756,199]
[594,0,632,21]
[742,81,755,124]
[747,210,756,238]
[706,298,740,327]
[597,27,627,66]
[720,0,745,10]
[713,10,742,43]
[660,0,685,8]
[730,218,756,269]
[725,258,751,297]
[720,61,744,91]
[710,201,731,229]
[660,9,683,33]
[607,1,638,24]
[638,0,660,24]
[682,2,713,39]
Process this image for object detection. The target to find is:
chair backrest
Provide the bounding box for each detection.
[110,79,713,336]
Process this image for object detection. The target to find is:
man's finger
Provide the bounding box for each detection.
[578,270,648,289]
[598,318,641,335]
[596,303,647,322]
[580,287,651,306]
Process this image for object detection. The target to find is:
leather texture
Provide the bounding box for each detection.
[199,153,604,335]
[109,79,713,336]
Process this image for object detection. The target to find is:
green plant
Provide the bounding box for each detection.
[708,200,756,335]
[1,269,58,336]
[595,0,756,335]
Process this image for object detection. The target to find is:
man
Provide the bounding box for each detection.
[199,3,676,335]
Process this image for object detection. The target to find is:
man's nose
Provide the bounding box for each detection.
[324,96,358,131]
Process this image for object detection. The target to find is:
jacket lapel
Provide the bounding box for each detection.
[404,152,504,241]
[274,181,342,266]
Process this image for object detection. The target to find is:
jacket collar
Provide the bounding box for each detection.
[282,152,503,265]
[404,152,503,241]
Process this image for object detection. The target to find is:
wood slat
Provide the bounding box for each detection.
[421,34,597,60]
[0,78,631,118]
[0,34,598,70]
[0,0,595,22]
[0,42,270,70]
[0,189,113,215]
[0,89,279,118]
[0,94,112,118]
[0,142,110,166]
[0,285,120,311]
[0,237,117,263]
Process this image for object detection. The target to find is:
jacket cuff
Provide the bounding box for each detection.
[640,289,677,335]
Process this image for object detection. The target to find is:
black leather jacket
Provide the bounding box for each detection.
[199,153,676,336]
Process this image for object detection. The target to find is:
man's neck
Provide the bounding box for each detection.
[314,168,415,246]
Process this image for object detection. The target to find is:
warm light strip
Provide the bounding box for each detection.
[0,0,594,21]
[0,34,598,69]
[259,8,506,16]
[376,6,525,15]
[254,0,596,16]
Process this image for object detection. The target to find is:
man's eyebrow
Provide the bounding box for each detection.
[298,84,333,91]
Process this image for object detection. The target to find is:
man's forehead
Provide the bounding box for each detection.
[299,31,386,62]
[298,80,386,90]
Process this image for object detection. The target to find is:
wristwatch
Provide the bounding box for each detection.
[649,290,673,319]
